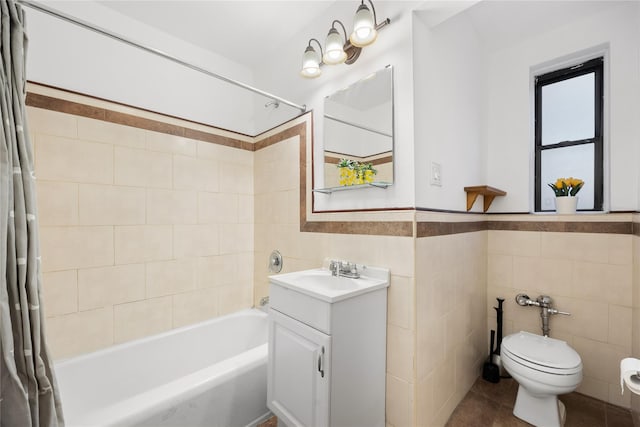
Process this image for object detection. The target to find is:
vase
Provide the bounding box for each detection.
[555,196,578,214]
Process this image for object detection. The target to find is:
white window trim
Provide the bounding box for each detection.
[528,43,610,213]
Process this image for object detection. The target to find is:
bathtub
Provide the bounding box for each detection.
[54,309,270,427]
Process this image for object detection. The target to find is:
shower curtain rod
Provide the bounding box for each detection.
[17,0,307,113]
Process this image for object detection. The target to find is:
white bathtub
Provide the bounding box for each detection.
[55,309,270,427]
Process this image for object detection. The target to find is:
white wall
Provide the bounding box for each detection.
[254,1,419,210]
[412,10,485,211]
[24,1,260,135]
[411,0,640,213]
[484,1,640,212]
[637,5,640,214]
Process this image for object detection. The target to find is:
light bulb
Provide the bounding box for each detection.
[350,3,377,47]
[300,45,321,78]
[323,27,347,65]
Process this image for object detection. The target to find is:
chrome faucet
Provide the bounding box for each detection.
[515,294,570,337]
[258,296,269,313]
[329,260,339,277]
[329,260,360,279]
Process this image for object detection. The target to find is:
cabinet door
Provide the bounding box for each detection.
[268,308,331,427]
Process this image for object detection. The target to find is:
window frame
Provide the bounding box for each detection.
[534,57,604,212]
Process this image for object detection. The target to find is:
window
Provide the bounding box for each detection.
[534,57,603,212]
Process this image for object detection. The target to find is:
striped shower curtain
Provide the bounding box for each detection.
[0,1,64,425]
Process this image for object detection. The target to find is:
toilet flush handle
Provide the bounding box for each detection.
[547,307,571,316]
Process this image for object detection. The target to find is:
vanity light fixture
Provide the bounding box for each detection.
[300,0,390,78]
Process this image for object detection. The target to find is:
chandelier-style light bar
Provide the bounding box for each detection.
[300,0,390,78]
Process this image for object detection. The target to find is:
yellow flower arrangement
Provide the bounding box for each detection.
[339,166,356,186]
[548,177,584,197]
[337,159,377,186]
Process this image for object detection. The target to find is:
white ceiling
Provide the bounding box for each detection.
[463,0,619,52]
[98,0,623,71]
[97,0,338,68]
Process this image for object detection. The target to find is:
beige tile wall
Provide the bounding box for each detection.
[31,106,254,360]
[415,230,487,426]
[487,229,633,408]
[252,134,418,427]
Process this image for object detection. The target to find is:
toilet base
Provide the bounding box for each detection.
[512,385,566,427]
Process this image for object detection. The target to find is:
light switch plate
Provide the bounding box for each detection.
[431,162,442,186]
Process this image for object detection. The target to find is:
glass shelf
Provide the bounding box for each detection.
[312,182,391,194]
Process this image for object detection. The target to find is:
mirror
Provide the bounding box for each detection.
[322,66,394,189]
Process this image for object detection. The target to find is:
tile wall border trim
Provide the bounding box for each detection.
[26,80,276,139]
[416,220,634,238]
[26,92,255,151]
[26,86,640,239]
[416,221,486,237]
[486,220,632,234]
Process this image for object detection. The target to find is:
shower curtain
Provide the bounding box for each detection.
[0,1,64,426]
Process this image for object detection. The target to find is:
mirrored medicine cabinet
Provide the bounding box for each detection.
[314,65,394,194]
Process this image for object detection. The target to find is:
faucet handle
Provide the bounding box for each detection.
[329,260,338,275]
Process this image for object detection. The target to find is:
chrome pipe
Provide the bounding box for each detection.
[18,0,307,113]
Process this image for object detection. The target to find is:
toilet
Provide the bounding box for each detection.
[501,331,582,427]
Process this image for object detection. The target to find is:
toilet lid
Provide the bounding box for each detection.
[502,331,581,370]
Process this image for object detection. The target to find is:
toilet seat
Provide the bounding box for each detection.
[501,331,582,375]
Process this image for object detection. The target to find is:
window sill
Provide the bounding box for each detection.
[532,210,608,215]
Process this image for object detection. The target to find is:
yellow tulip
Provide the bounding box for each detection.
[364,170,374,183]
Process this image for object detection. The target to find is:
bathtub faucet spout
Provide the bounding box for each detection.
[258,296,269,312]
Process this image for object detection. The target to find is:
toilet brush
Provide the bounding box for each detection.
[482,330,500,383]
[492,297,510,378]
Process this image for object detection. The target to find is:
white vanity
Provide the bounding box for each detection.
[267,263,389,427]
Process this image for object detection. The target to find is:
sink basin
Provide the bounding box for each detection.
[269,265,389,303]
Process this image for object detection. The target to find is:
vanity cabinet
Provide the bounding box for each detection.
[268,308,331,427]
[267,267,389,427]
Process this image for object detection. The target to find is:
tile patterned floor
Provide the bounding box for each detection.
[257,415,277,427]
[257,377,634,427]
[446,377,634,427]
